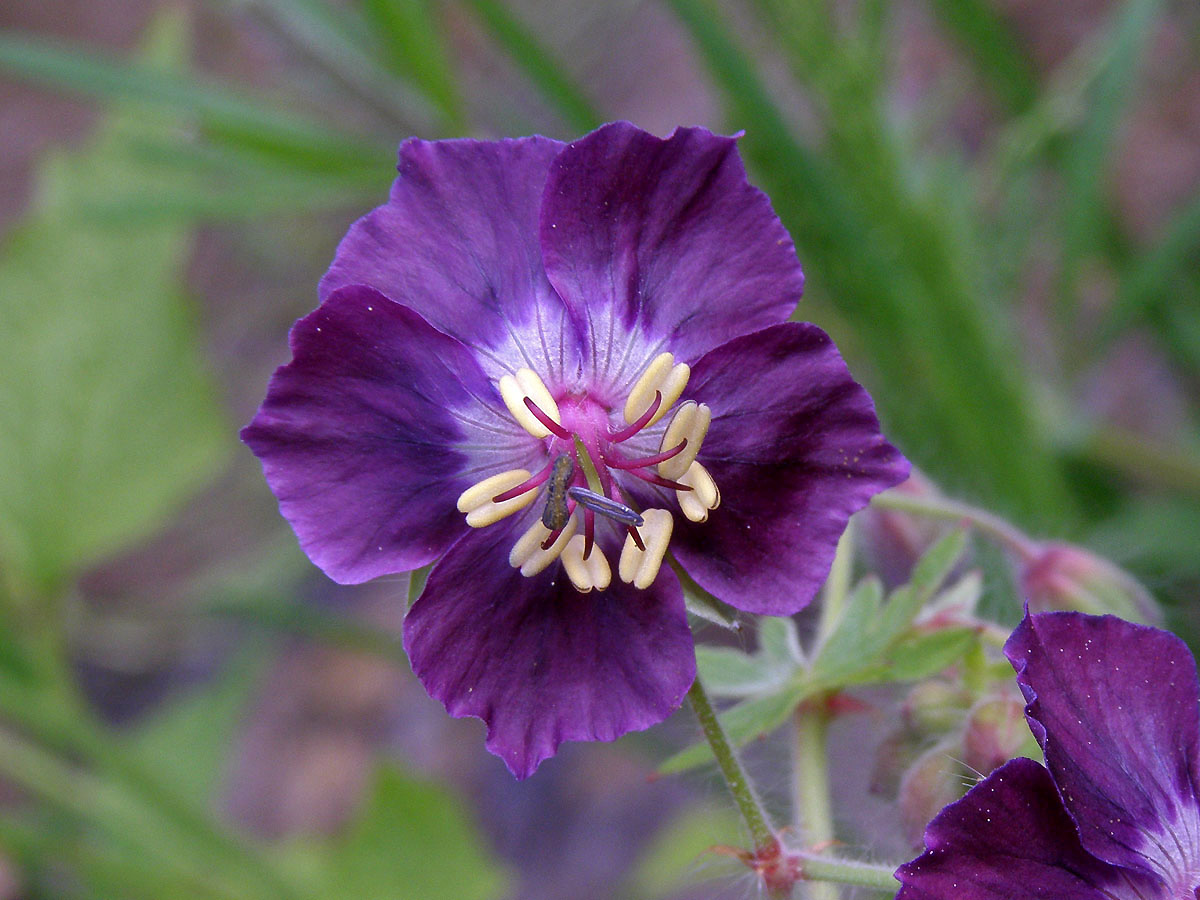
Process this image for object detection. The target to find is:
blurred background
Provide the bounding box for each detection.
[0,0,1197,897]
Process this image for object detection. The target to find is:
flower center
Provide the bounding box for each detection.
[454,352,721,593]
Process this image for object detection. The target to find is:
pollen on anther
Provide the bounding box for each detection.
[457,469,536,527]
[619,508,673,589]
[499,367,562,438]
[562,535,611,593]
[510,518,577,576]
[677,462,720,523]
[658,402,711,480]
[624,353,689,427]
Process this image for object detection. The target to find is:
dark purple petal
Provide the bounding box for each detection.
[320,136,580,383]
[1005,612,1200,887]
[242,285,536,584]
[403,514,696,778]
[897,758,1162,900]
[539,122,803,391]
[667,322,909,615]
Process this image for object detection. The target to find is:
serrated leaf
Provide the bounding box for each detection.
[695,646,788,699]
[885,628,978,682]
[658,683,810,775]
[811,576,885,682]
[909,530,969,603]
[0,14,229,593]
[313,766,508,900]
[757,616,803,666]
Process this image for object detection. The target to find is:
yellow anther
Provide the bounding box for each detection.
[624,353,690,427]
[457,469,536,527]
[509,518,577,577]
[676,462,720,523]
[498,367,562,438]
[657,401,711,480]
[618,508,674,589]
[561,535,612,593]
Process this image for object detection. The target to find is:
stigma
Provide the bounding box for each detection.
[455,354,720,592]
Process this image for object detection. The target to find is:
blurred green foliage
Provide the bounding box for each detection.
[0,0,1197,895]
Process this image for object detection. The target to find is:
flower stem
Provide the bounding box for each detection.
[796,853,899,893]
[793,703,839,900]
[870,489,1039,561]
[686,675,776,852]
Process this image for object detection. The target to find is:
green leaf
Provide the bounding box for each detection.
[885,628,978,681]
[312,766,509,900]
[0,32,390,175]
[757,615,803,666]
[127,653,265,812]
[462,0,602,134]
[695,646,787,698]
[658,683,810,775]
[0,14,229,593]
[626,802,742,897]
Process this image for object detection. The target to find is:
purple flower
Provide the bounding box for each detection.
[896,610,1200,899]
[242,122,908,777]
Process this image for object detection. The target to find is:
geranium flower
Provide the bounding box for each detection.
[242,122,908,777]
[896,610,1200,899]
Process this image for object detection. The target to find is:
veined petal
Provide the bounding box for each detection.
[540,122,803,394]
[404,514,695,778]
[320,136,581,384]
[668,323,909,615]
[897,758,1162,900]
[242,285,536,584]
[1005,611,1200,888]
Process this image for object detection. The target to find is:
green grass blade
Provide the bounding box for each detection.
[1058,0,1164,317]
[669,0,1071,522]
[362,0,467,131]
[1102,188,1200,345]
[0,32,391,174]
[244,0,440,129]
[926,0,1039,113]
[462,0,602,134]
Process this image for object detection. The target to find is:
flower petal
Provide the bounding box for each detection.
[539,122,803,393]
[242,285,535,584]
[404,515,696,778]
[320,136,580,383]
[667,322,909,615]
[897,758,1160,900]
[1005,611,1200,886]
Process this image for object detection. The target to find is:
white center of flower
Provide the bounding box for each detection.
[454,353,720,593]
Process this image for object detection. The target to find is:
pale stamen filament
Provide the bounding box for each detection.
[509,518,577,576]
[562,535,612,593]
[458,469,536,527]
[658,402,711,480]
[499,367,562,438]
[618,508,673,589]
[677,462,720,523]
[624,353,689,427]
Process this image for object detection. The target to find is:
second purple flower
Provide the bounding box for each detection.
[243,122,908,777]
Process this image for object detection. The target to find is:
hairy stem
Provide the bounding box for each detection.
[687,675,777,852]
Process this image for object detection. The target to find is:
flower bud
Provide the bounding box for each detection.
[1020,543,1159,623]
[962,696,1030,776]
[898,743,965,849]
